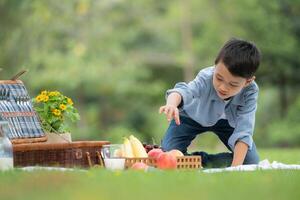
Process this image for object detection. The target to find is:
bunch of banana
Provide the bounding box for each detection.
[122,135,148,158]
[123,137,134,158]
[129,135,148,157]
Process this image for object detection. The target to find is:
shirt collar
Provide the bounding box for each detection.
[231,91,246,106]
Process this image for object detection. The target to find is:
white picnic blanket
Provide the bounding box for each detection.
[203,159,300,173]
[19,166,86,172]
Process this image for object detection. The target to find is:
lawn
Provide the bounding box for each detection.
[0,148,299,200]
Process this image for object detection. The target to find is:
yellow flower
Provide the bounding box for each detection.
[49,92,56,96]
[35,95,43,103]
[42,95,49,102]
[49,91,60,96]
[67,98,73,105]
[52,109,61,116]
[41,90,48,95]
[59,104,67,111]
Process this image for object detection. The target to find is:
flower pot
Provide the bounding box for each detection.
[45,132,72,143]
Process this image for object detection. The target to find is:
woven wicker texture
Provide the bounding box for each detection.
[125,156,202,169]
[13,141,110,168]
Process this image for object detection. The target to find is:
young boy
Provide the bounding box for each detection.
[159,38,261,168]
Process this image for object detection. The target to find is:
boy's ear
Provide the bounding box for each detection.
[244,76,255,87]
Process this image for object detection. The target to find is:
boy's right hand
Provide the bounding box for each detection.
[159,105,181,125]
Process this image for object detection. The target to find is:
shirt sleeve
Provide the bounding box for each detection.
[228,87,259,151]
[165,71,207,109]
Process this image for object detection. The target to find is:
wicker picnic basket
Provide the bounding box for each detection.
[13,141,110,168]
[0,71,111,169]
[125,156,202,169]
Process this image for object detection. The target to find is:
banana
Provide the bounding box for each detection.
[123,137,134,158]
[129,135,148,158]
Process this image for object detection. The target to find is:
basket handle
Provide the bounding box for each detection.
[96,151,105,167]
[86,152,93,167]
[10,69,28,81]
[85,151,105,168]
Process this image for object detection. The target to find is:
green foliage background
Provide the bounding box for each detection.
[0,0,299,149]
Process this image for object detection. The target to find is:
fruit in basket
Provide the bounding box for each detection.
[143,144,152,153]
[156,152,177,170]
[129,135,148,157]
[143,143,162,153]
[168,149,184,157]
[123,138,134,158]
[147,148,163,159]
[131,162,149,171]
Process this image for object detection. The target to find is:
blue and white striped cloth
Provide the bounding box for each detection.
[0,82,45,139]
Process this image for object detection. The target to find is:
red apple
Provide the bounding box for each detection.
[131,162,149,171]
[156,152,177,170]
[168,149,184,157]
[148,148,164,159]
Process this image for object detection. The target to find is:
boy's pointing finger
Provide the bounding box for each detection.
[164,107,170,114]
[159,106,165,114]
[174,109,180,125]
[167,109,173,122]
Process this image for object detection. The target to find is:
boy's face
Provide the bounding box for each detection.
[213,62,255,100]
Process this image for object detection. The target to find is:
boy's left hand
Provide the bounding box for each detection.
[159,105,181,125]
[231,141,248,166]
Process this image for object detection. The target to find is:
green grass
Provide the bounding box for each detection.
[259,148,300,164]
[1,148,300,200]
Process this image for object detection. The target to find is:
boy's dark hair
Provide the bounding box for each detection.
[215,38,261,79]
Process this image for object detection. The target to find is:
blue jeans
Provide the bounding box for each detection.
[161,115,259,168]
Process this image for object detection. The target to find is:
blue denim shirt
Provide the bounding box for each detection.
[166,66,259,151]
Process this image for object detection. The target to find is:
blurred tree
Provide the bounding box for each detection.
[0,0,299,146]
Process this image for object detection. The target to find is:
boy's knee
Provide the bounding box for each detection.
[161,139,170,151]
[161,139,183,152]
[161,135,178,151]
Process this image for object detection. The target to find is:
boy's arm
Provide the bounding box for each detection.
[228,86,259,164]
[166,92,182,107]
[165,70,207,108]
[231,141,248,166]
